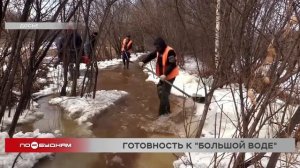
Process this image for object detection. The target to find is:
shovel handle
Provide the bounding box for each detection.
[143,66,192,98]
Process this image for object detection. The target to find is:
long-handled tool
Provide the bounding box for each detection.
[123,51,134,63]
[143,66,205,103]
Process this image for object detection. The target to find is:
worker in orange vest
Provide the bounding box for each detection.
[121,35,133,69]
[139,37,179,116]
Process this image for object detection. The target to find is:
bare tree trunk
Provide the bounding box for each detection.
[8,70,33,137]
[215,0,221,69]
[93,62,98,99]
[0,31,25,123]
[60,52,69,96]
[0,0,10,35]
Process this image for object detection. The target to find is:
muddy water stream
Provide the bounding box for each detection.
[23,63,185,168]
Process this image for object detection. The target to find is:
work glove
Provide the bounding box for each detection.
[159,75,166,81]
[138,62,144,67]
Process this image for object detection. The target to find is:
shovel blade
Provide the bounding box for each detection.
[192,96,206,103]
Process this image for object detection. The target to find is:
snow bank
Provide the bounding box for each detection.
[1,101,44,130]
[32,87,56,99]
[97,59,121,69]
[0,129,55,168]
[79,52,145,70]
[33,53,145,98]
[194,87,297,138]
[32,65,63,98]
[170,60,300,167]
[182,56,208,75]
[42,56,55,64]
[174,86,300,168]
[37,78,47,84]
[33,65,86,98]
[194,88,246,138]
[2,110,44,129]
[49,90,128,126]
[172,85,299,167]
[2,65,7,71]
[143,61,212,98]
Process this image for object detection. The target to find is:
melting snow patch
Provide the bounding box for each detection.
[110,155,125,167]
[37,78,47,84]
[33,53,145,98]
[0,129,55,168]
[49,90,128,126]
[79,52,145,70]
[95,53,145,69]
[171,66,300,167]
[1,101,44,130]
[2,110,44,128]
[32,87,56,99]
[143,61,209,98]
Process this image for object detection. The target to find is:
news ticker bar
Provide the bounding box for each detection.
[5,22,77,30]
[4,138,295,153]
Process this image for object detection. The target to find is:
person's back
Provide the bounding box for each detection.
[55,31,82,65]
[55,29,82,96]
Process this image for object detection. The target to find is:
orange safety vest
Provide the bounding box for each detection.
[156,46,179,80]
[121,38,132,51]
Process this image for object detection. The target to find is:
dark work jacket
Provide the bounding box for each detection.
[142,49,177,76]
[57,32,82,63]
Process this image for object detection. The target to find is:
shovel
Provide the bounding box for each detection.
[123,51,134,63]
[142,66,205,103]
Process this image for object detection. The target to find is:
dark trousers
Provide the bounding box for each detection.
[157,78,175,116]
[122,51,130,69]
